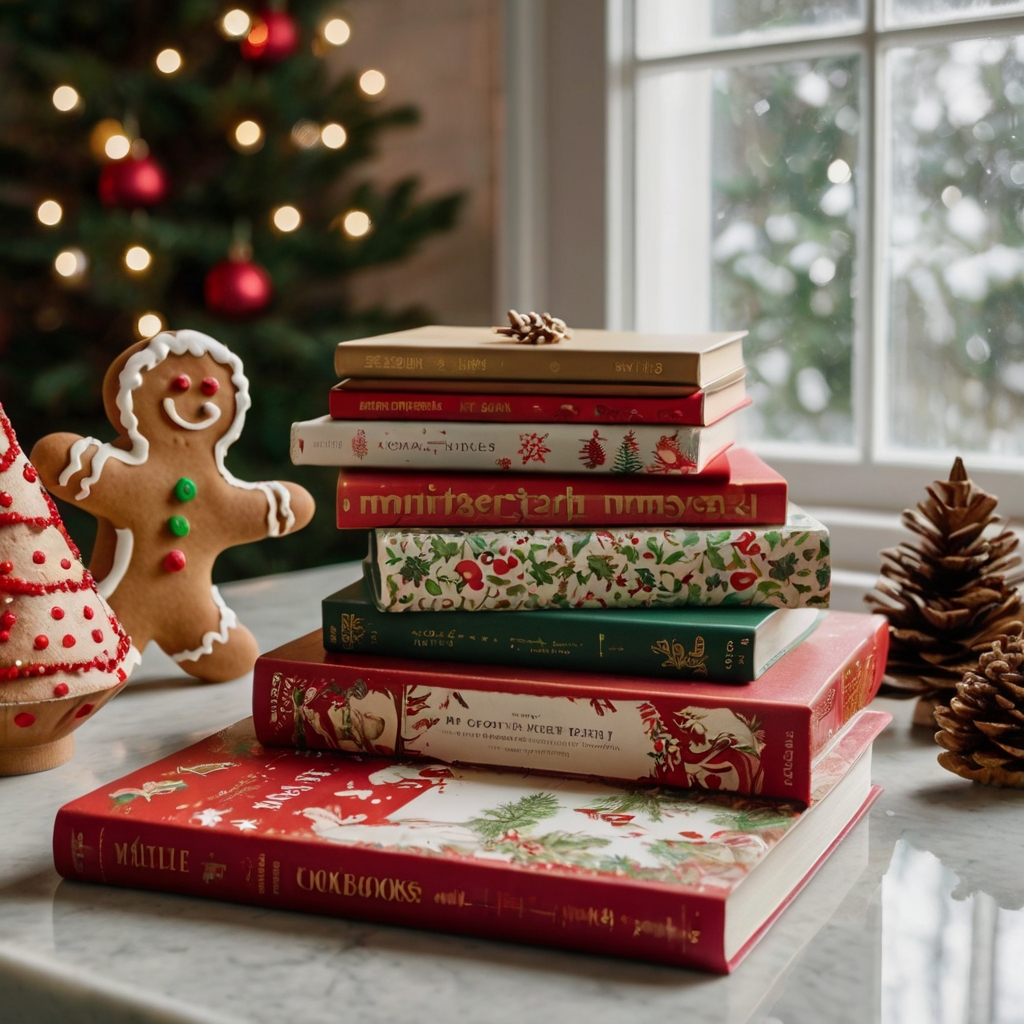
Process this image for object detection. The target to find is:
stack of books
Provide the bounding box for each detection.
[54,323,890,974]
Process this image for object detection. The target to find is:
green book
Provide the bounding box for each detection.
[322,578,823,682]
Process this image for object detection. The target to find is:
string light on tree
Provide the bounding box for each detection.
[136,312,164,338]
[104,133,131,160]
[220,9,251,38]
[321,123,346,149]
[124,246,152,273]
[359,70,386,97]
[52,85,81,112]
[36,200,63,226]
[322,17,351,45]
[155,48,183,75]
[291,120,320,148]
[272,205,301,232]
[232,120,264,152]
[89,119,127,161]
[343,210,371,237]
[53,249,87,281]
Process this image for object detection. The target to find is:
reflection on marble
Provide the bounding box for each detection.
[1,565,1022,1024]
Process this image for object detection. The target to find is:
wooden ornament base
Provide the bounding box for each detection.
[0,734,74,776]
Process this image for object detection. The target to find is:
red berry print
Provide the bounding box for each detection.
[23,465,38,482]
[51,607,65,620]
[172,374,191,391]
[13,712,35,728]
[60,558,72,569]
[0,562,11,575]
[32,550,46,564]
[200,376,220,395]
[1,611,16,628]
[163,550,187,572]
[730,570,758,591]
[75,703,94,718]
[34,634,49,650]
[0,491,11,507]
[92,629,104,643]
[83,606,94,620]
[62,634,76,648]
[53,683,69,697]
[454,559,485,591]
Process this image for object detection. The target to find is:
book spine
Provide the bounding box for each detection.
[370,515,830,612]
[336,472,785,529]
[250,650,853,802]
[291,418,724,475]
[329,388,715,425]
[334,345,703,386]
[322,593,760,681]
[807,618,888,753]
[54,809,728,971]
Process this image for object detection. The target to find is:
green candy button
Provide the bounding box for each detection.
[168,515,190,538]
[174,477,197,502]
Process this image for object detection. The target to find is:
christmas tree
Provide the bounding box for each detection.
[0,1,463,579]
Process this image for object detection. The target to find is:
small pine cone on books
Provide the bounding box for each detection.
[495,310,571,345]
[934,633,1024,788]
[864,457,1023,716]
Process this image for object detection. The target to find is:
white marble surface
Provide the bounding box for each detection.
[2,563,1022,1024]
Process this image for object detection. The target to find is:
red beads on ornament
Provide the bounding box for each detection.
[51,607,64,619]
[83,606,94,620]
[23,465,37,482]
[204,258,273,317]
[240,11,299,63]
[34,635,49,650]
[0,491,11,507]
[0,562,11,574]
[98,155,169,208]
[62,634,76,648]
[92,629,104,643]
[1,611,16,628]
[75,704,94,718]
[32,550,45,564]
[61,558,71,569]
[53,683,69,697]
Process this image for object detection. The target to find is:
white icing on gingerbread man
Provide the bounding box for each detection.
[32,330,315,683]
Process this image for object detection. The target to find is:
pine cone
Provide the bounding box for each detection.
[495,309,571,345]
[934,633,1024,787]
[864,457,1023,705]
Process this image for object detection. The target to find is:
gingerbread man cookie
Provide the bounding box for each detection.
[31,330,315,683]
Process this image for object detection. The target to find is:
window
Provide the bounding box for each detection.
[608,0,1024,520]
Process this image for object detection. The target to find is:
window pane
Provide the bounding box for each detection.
[882,36,1024,461]
[635,0,864,60]
[636,56,860,445]
[884,0,1024,29]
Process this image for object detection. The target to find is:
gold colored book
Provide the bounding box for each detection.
[334,325,746,387]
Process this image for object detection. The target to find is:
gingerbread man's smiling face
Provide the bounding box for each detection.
[125,352,239,448]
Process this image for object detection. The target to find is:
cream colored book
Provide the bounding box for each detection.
[334,325,746,387]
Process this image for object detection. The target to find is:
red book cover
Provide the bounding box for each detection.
[328,381,750,427]
[252,611,888,804]
[53,712,887,973]
[336,446,787,528]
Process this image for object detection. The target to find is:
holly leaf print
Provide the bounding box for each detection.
[400,556,432,586]
[572,534,593,558]
[528,560,558,586]
[818,537,830,560]
[704,544,727,571]
[635,567,657,588]
[646,537,664,562]
[768,552,798,582]
[764,531,782,551]
[424,579,442,596]
[431,537,461,560]
[622,543,640,564]
[816,564,832,590]
[586,555,616,582]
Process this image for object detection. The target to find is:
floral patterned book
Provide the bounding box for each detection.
[367,505,830,612]
[54,711,886,973]
[290,413,737,475]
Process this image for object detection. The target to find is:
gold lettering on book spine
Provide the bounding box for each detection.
[651,636,708,674]
[339,613,365,650]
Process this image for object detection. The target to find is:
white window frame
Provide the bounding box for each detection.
[500,0,1024,605]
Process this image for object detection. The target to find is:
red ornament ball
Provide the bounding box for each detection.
[204,258,273,317]
[240,11,299,63]
[98,155,168,208]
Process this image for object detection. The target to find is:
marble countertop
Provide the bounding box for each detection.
[2,562,1022,1024]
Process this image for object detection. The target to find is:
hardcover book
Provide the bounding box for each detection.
[333,325,746,388]
[257,610,887,802]
[335,447,787,530]
[54,712,887,973]
[367,505,830,612]
[329,378,749,426]
[290,413,737,476]
[322,577,822,681]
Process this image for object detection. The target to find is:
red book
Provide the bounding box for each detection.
[336,446,786,528]
[252,611,888,804]
[53,712,886,973]
[329,378,749,426]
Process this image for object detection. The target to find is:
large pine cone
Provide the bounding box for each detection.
[934,633,1024,787]
[865,457,1022,703]
[495,310,570,345]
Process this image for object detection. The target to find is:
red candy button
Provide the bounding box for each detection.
[1,611,16,628]
[75,704,94,718]
[172,374,191,391]
[60,558,72,569]
[163,550,187,572]
[34,635,49,650]
[83,606,94,620]
[62,634,76,648]
[200,376,220,395]
[53,683,69,697]
[92,629,103,643]
[0,562,11,574]
[32,550,45,564]
[23,465,38,482]
[51,607,64,620]
[0,492,11,507]
[13,712,35,728]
